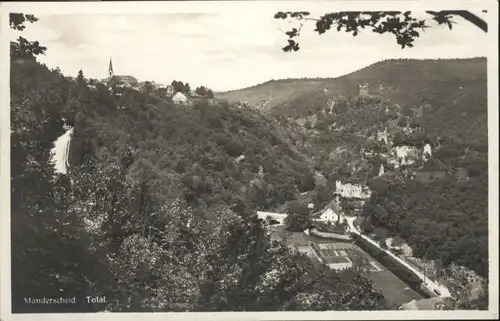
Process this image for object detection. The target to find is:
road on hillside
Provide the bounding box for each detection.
[345,216,452,298]
[51,127,73,174]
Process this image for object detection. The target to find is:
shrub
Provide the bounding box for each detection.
[225,139,245,157]
[315,120,328,131]
[285,213,311,232]
[298,171,316,193]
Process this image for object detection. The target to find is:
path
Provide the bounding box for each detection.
[345,216,452,298]
[50,127,73,174]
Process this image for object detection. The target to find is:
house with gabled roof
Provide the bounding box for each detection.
[172,91,190,105]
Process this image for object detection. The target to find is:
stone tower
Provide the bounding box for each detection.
[258,165,264,178]
[359,83,369,98]
[377,127,388,145]
[422,143,432,162]
[378,164,385,176]
[328,99,336,113]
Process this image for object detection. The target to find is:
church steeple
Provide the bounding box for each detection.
[108,57,114,78]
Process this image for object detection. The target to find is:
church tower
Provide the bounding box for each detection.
[108,57,114,78]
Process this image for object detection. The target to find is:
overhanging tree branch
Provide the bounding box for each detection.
[426,10,487,32]
[275,10,488,52]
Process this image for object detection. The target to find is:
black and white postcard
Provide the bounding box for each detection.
[0,1,498,320]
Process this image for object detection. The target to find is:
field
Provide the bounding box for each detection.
[366,269,423,309]
[315,242,382,272]
[317,242,423,308]
[271,227,424,308]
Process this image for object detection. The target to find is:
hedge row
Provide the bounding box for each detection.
[309,228,352,242]
[350,233,432,298]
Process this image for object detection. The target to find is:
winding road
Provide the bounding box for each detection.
[50,127,73,174]
[345,216,451,298]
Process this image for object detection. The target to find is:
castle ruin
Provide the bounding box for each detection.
[359,83,369,98]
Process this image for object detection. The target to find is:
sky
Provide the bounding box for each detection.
[9,5,490,92]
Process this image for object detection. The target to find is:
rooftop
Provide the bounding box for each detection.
[113,75,139,83]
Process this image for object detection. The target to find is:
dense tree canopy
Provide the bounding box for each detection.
[195,86,208,96]
[171,80,190,94]
[362,169,488,278]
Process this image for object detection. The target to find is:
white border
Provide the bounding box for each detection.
[0,0,497,15]
[0,1,498,320]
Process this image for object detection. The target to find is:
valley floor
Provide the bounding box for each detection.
[269,226,423,309]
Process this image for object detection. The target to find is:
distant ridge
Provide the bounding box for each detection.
[216,57,487,114]
[219,57,486,94]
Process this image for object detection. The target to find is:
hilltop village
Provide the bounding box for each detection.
[80,58,216,105]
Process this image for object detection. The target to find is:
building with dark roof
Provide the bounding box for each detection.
[103,58,140,89]
[111,75,140,88]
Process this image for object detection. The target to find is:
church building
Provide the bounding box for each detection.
[104,58,140,89]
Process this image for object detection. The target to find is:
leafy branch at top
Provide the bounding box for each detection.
[10,13,47,60]
[10,13,39,31]
[426,10,488,32]
[275,10,488,52]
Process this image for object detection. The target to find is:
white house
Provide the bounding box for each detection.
[172,91,189,105]
[376,127,388,145]
[257,211,288,225]
[318,208,342,223]
[335,180,371,199]
[392,145,419,166]
[422,143,432,161]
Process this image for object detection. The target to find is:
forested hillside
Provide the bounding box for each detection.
[218,58,489,290]
[216,78,327,112]
[10,13,387,313]
[219,58,487,147]
[68,87,316,213]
